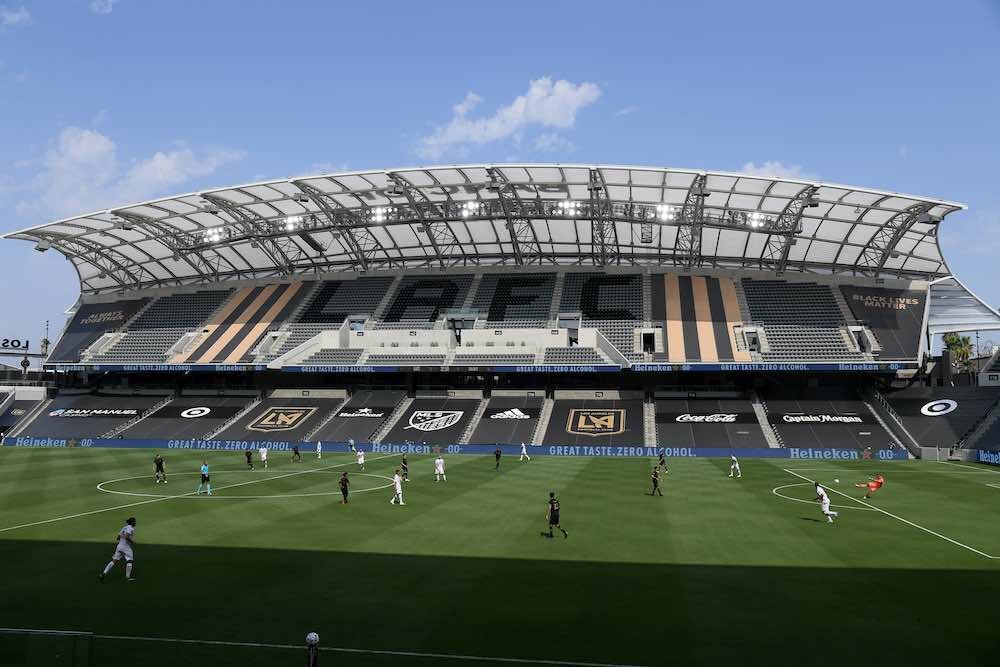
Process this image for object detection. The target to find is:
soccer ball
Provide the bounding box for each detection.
[834,478,840,484]
[305,632,320,646]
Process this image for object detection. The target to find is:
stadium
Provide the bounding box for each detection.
[2,164,1000,666]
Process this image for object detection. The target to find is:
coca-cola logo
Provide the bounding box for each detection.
[675,413,737,423]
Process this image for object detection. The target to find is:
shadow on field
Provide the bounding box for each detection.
[1,539,999,666]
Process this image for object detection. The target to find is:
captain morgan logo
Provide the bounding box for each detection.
[404,411,464,432]
[248,406,317,432]
[567,409,625,437]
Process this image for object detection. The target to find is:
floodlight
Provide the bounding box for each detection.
[747,212,766,229]
[460,201,481,218]
[371,206,394,224]
[284,215,302,231]
[656,204,677,222]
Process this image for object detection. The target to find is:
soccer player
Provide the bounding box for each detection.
[153,452,166,484]
[729,454,741,478]
[389,468,405,505]
[259,445,268,469]
[316,441,323,460]
[348,438,356,453]
[197,460,212,495]
[855,472,885,499]
[495,446,502,470]
[434,455,446,482]
[339,472,350,504]
[99,517,136,582]
[244,448,254,471]
[291,445,301,463]
[400,454,409,482]
[544,492,568,538]
[650,467,663,496]
[815,482,838,524]
[356,447,366,470]
[519,442,531,462]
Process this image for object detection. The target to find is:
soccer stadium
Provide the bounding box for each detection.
[2,164,1000,666]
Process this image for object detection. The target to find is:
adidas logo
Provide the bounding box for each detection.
[489,408,531,420]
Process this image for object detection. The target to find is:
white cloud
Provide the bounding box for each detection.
[533,133,575,153]
[614,106,638,117]
[418,77,601,159]
[89,0,119,15]
[739,161,818,181]
[19,126,245,217]
[0,5,30,26]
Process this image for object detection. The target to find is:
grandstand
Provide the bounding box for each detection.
[4,164,1000,457]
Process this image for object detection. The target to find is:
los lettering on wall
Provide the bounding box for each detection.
[0,338,29,350]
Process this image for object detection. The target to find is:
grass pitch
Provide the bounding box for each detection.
[1,447,999,666]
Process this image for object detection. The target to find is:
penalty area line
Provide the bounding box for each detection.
[0,455,394,534]
[782,468,999,560]
[0,629,649,667]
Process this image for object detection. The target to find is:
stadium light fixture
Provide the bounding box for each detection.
[804,194,820,208]
[656,204,677,222]
[747,211,766,229]
[915,212,942,225]
[384,183,406,198]
[284,215,302,232]
[34,240,50,252]
[371,206,394,224]
[460,201,482,218]
[557,200,582,217]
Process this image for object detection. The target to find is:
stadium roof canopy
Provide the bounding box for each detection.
[4,164,966,295]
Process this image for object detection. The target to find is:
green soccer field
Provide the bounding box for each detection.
[1,447,999,667]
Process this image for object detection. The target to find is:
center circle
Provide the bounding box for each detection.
[771,482,873,511]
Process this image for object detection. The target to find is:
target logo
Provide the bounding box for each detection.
[920,399,957,417]
[181,406,212,419]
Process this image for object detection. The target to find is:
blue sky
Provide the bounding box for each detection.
[1,0,999,354]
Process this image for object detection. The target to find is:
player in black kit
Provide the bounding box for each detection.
[400,455,409,482]
[153,453,166,484]
[244,448,254,471]
[291,445,301,462]
[339,472,350,504]
[650,467,663,496]
[495,447,502,470]
[544,492,568,538]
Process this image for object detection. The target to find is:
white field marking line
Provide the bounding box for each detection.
[943,461,1000,475]
[986,482,1000,490]
[0,455,395,534]
[0,629,649,667]
[782,468,999,560]
[783,466,990,474]
[95,472,393,499]
[771,482,874,511]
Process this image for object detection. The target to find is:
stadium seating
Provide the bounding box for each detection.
[47,298,150,362]
[0,398,37,435]
[214,397,342,443]
[88,289,233,363]
[266,276,396,360]
[20,393,168,439]
[451,353,536,366]
[470,273,556,328]
[560,273,643,360]
[654,398,767,448]
[380,397,481,445]
[366,353,447,366]
[121,395,255,439]
[650,274,749,363]
[309,390,404,444]
[542,347,608,365]
[299,349,364,365]
[468,396,543,445]
[840,286,926,359]
[760,390,893,449]
[883,387,1000,448]
[379,275,474,327]
[543,399,644,446]
[742,279,864,361]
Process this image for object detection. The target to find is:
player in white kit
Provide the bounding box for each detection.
[356,447,366,470]
[815,482,839,523]
[519,442,531,462]
[389,469,405,505]
[434,455,446,482]
[99,517,136,582]
[729,454,741,478]
[316,441,323,460]
[258,446,268,468]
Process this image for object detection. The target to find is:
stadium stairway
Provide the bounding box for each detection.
[7,397,52,438]
[960,395,1000,449]
[750,392,782,448]
[249,281,325,363]
[643,400,656,446]
[201,396,262,440]
[547,275,565,322]
[103,394,174,438]
[372,396,414,444]
[303,395,351,442]
[531,398,554,445]
[458,398,489,444]
[866,387,921,454]
[371,276,404,321]
[862,398,904,450]
[0,391,13,418]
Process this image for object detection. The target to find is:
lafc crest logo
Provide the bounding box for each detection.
[248,407,317,432]
[566,409,625,437]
